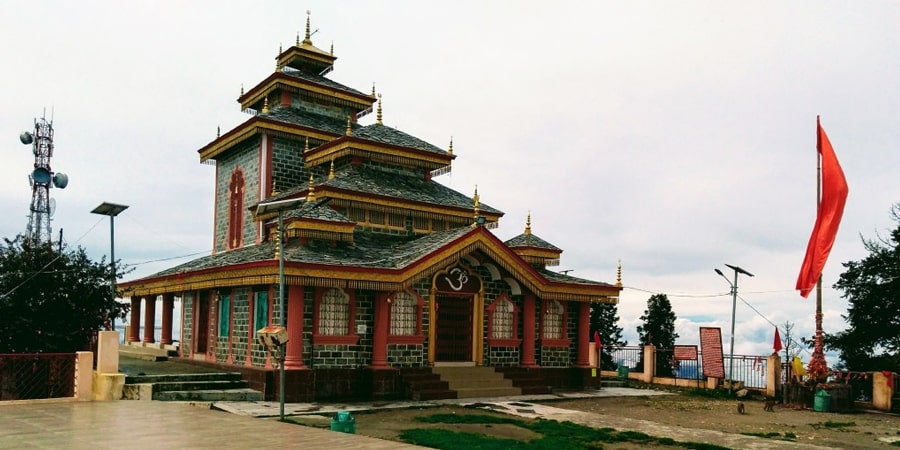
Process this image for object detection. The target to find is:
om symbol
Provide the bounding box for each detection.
[444,268,468,291]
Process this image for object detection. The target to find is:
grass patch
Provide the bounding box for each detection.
[811,421,856,430]
[740,431,797,441]
[400,413,735,450]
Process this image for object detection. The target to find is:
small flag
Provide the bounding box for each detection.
[792,356,808,377]
[594,330,602,350]
[773,328,783,353]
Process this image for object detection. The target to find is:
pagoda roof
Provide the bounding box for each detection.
[280,199,354,223]
[536,268,615,287]
[354,124,447,155]
[504,232,561,252]
[280,67,369,98]
[261,107,348,136]
[321,165,502,216]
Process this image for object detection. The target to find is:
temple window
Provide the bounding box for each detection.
[319,288,349,335]
[543,300,563,339]
[227,169,245,249]
[218,294,231,337]
[488,295,521,346]
[387,289,425,344]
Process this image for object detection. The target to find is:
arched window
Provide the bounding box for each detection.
[540,300,570,347]
[488,295,521,347]
[313,288,358,345]
[387,289,425,344]
[227,169,245,249]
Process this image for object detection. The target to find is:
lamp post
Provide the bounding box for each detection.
[91,202,129,331]
[714,264,753,395]
[256,198,303,421]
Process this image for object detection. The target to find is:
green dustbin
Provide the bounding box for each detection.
[330,410,356,434]
[813,389,831,412]
[617,365,629,380]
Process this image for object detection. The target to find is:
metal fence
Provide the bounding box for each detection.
[608,346,769,389]
[608,346,643,370]
[722,354,767,389]
[0,353,76,400]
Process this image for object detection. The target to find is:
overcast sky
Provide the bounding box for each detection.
[2,1,898,363]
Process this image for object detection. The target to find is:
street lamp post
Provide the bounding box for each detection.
[714,264,753,395]
[91,202,129,331]
[256,198,303,421]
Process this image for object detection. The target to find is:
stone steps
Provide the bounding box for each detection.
[432,366,522,399]
[124,372,262,402]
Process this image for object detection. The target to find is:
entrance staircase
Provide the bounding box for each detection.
[432,366,522,399]
[123,373,263,402]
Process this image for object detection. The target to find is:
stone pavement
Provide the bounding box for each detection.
[0,400,425,449]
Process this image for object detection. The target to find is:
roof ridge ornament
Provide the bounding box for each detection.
[345,116,352,136]
[525,211,532,235]
[306,175,316,202]
[329,159,335,180]
[262,97,270,114]
[448,137,453,155]
[376,93,383,125]
[303,10,313,45]
[304,136,309,153]
[616,260,623,287]
[472,185,482,227]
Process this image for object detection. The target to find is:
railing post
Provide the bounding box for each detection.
[75,351,94,401]
[643,345,656,383]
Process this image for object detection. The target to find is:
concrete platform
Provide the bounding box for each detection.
[0,400,425,449]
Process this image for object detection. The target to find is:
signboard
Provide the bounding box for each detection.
[699,327,725,378]
[435,266,481,294]
[673,345,698,361]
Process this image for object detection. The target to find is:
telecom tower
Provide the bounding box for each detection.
[19,114,68,243]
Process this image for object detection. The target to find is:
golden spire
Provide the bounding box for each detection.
[345,116,352,136]
[278,42,282,54]
[270,179,278,196]
[376,93,383,125]
[306,174,316,202]
[330,41,334,55]
[303,10,313,45]
[216,125,220,138]
[273,223,281,260]
[471,186,480,227]
[525,211,532,235]
[448,137,453,155]
[616,260,623,287]
[240,84,244,97]
[261,97,270,114]
[371,83,376,97]
[296,32,300,46]
[328,159,335,179]
[304,136,309,152]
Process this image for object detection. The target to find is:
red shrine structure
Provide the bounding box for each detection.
[119,15,622,402]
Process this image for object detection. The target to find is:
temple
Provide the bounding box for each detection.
[119,14,622,402]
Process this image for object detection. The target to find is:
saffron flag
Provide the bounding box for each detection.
[792,356,808,377]
[796,117,849,298]
[773,327,783,353]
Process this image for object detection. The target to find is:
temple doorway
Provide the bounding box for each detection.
[434,295,473,362]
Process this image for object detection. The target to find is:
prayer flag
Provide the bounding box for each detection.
[773,327,783,353]
[796,116,849,298]
[792,356,808,377]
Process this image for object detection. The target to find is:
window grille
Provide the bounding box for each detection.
[543,301,563,339]
[319,288,349,335]
[390,291,416,335]
[491,299,514,339]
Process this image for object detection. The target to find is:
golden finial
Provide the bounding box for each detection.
[328,159,335,179]
[273,223,281,260]
[376,94,383,125]
[296,32,300,46]
[471,186,481,227]
[304,136,309,152]
[303,10,312,44]
[525,211,532,235]
[448,137,453,155]
[306,174,316,202]
[261,97,270,114]
[330,41,334,55]
[616,260,623,287]
[270,179,278,196]
[216,126,221,138]
[278,43,282,54]
[371,83,376,97]
[345,116,352,136]
[240,84,244,97]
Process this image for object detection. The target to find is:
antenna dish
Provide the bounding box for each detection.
[52,172,69,189]
[20,131,34,145]
[32,167,51,184]
[49,198,56,217]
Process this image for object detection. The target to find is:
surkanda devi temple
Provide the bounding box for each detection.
[120,15,623,402]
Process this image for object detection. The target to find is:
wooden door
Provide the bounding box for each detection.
[434,296,472,362]
[195,292,209,354]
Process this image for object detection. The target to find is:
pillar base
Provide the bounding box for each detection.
[92,372,125,401]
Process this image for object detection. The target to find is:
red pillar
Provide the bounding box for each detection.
[143,295,157,343]
[160,294,174,345]
[284,286,306,369]
[128,296,141,343]
[521,294,537,367]
[574,302,591,367]
[370,293,390,369]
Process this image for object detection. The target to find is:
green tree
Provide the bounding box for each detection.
[829,204,900,372]
[590,302,626,370]
[0,235,127,353]
[636,293,679,377]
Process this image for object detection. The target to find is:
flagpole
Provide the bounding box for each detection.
[808,116,828,382]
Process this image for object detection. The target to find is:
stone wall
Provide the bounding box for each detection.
[182,292,193,357]
[213,138,260,253]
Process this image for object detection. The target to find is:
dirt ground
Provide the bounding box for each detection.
[293,394,900,449]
